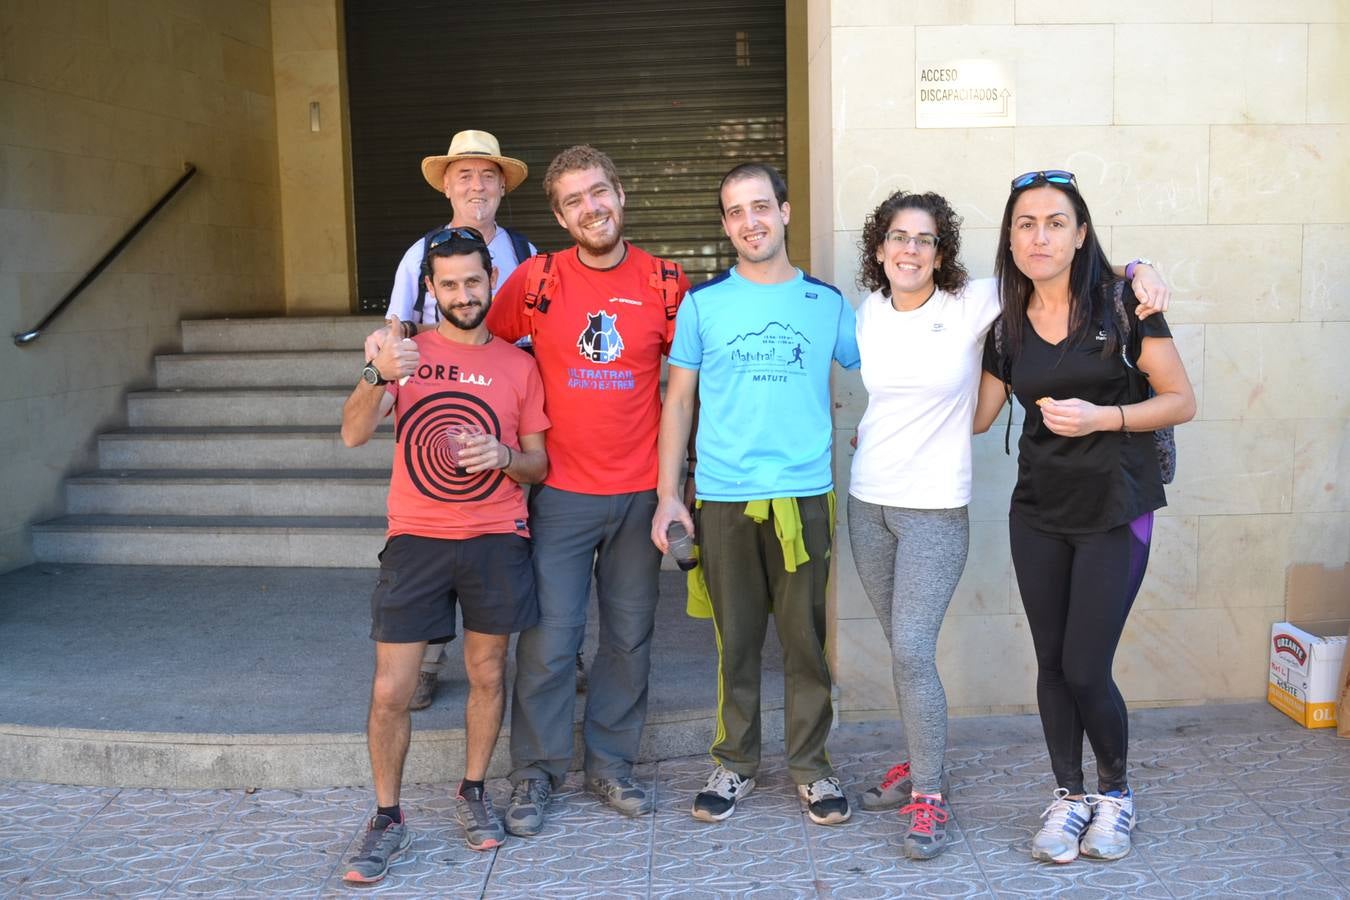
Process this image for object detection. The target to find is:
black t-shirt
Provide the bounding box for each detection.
[982,288,1171,534]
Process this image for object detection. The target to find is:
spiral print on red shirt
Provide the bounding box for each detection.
[396,391,505,503]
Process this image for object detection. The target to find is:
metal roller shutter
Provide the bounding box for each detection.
[345,0,787,311]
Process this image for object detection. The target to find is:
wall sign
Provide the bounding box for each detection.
[916,59,1015,128]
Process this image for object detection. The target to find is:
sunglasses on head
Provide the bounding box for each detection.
[427,226,486,250]
[1010,170,1078,191]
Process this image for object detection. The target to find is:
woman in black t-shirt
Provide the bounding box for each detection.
[972,171,1195,865]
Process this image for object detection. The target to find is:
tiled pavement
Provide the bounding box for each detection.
[2,706,1347,898]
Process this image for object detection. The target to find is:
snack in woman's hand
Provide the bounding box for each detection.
[1036,397,1053,408]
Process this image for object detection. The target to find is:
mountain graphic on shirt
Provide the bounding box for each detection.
[726,321,813,347]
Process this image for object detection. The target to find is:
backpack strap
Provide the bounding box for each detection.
[410,225,447,319]
[503,227,533,266]
[522,252,558,329]
[648,257,683,322]
[992,316,1015,456]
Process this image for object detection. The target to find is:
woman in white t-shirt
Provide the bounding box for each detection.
[847,190,1168,860]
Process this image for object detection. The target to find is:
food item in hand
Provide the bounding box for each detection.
[1036,397,1053,408]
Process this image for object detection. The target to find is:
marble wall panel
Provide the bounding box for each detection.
[1309,24,1350,123]
[1165,421,1294,516]
[1203,323,1350,420]
[1115,609,1222,701]
[1293,419,1350,513]
[831,27,915,133]
[1214,0,1350,23]
[1012,126,1211,226]
[1013,0,1212,23]
[1197,514,1297,609]
[833,1,1013,27]
[915,25,1113,126]
[1115,25,1307,125]
[1135,515,1200,611]
[1209,125,1350,224]
[1111,226,1303,325]
[1300,225,1350,322]
[935,613,1039,707]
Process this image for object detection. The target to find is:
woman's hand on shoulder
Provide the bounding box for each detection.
[1131,265,1170,320]
[1038,398,1116,438]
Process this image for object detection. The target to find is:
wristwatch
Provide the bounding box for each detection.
[1125,258,1155,281]
[361,361,388,386]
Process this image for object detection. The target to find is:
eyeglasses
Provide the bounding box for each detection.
[884,230,938,250]
[1010,170,1078,191]
[427,226,486,250]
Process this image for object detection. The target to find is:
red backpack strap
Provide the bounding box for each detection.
[648,257,683,322]
[522,252,558,321]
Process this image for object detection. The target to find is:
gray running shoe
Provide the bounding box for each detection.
[899,794,951,859]
[798,776,852,826]
[1031,788,1092,864]
[587,775,653,817]
[455,785,505,851]
[860,762,951,811]
[408,670,438,711]
[691,765,756,822]
[342,814,411,884]
[1081,789,1135,860]
[505,778,551,837]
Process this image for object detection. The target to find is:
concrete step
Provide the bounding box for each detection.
[181,315,386,353]
[30,515,387,567]
[156,351,364,389]
[128,388,350,427]
[65,470,389,516]
[98,427,393,470]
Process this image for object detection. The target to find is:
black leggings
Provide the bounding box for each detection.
[1009,510,1153,794]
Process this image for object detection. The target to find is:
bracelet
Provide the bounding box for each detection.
[504,445,513,469]
[1117,405,1127,432]
[401,319,417,340]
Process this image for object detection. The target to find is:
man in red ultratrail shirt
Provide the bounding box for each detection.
[487,146,691,836]
[339,230,549,883]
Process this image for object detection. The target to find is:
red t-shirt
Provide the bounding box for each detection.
[486,243,689,495]
[384,331,549,540]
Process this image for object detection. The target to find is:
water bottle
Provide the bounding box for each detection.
[666,521,698,571]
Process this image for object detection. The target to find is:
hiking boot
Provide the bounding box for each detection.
[1031,788,1092,864]
[899,794,950,859]
[587,775,653,817]
[504,778,551,837]
[797,776,851,826]
[860,761,951,811]
[691,765,755,822]
[342,814,411,884]
[1081,789,1135,860]
[575,651,588,693]
[455,785,505,851]
[408,670,438,711]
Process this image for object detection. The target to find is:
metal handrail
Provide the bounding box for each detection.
[13,163,199,347]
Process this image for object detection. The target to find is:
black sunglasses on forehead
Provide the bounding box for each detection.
[427,226,487,250]
[1010,170,1078,191]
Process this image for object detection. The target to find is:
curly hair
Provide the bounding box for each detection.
[856,191,969,297]
[543,145,622,211]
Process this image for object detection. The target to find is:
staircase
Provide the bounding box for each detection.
[31,316,393,567]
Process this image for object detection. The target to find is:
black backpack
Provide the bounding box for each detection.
[992,280,1176,484]
[411,226,533,318]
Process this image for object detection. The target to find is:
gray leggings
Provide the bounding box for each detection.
[847,497,969,794]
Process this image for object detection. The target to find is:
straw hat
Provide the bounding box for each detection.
[421,130,528,194]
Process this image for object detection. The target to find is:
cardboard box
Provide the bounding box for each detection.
[1268,621,1348,728]
[1268,565,1350,728]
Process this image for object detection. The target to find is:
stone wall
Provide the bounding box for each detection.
[0,0,285,570]
[818,1,1350,716]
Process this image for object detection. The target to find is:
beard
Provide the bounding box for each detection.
[437,297,491,331]
[734,231,783,265]
[572,205,625,257]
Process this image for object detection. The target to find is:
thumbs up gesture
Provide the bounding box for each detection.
[373,314,419,384]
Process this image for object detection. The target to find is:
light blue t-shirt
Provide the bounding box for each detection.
[669,267,860,502]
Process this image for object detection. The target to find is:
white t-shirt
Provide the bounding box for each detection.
[384,226,536,324]
[849,277,1001,509]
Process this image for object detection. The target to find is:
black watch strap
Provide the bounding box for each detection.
[362,362,387,385]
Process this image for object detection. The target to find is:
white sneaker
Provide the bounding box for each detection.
[1031,788,1092,864]
[1081,789,1135,860]
[797,776,851,826]
[691,765,755,822]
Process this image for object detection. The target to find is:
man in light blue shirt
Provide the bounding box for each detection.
[652,163,859,827]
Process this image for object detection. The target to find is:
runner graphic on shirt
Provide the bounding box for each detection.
[725,321,812,383]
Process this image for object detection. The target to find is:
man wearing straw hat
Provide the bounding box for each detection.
[381,129,537,712]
